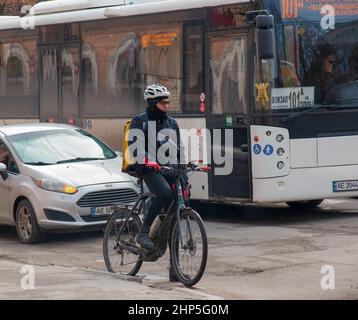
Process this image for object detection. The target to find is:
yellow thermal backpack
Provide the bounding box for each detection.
[122,120,133,173]
[122,112,147,173]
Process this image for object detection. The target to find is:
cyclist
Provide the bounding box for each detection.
[125,84,189,280]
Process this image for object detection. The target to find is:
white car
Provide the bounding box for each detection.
[0,123,139,244]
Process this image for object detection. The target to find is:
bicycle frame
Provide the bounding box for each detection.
[111,178,151,235]
[113,174,192,254]
[174,178,189,250]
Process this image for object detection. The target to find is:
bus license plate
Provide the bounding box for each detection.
[333,180,358,192]
[91,207,114,216]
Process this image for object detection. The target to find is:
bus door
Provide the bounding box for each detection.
[206,31,251,200]
[39,44,80,124]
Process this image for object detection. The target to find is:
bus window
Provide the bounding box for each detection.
[350,46,358,81]
[81,22,181,116]
[209,3,254,30]
[137,24,181,114]
[255,18,358,111]
[81,44,98,115]
[0,39,38,117]
[182,21,204,114]
[61,46,80,121]
[6,56,23,93]
[209,33,248,115]
[82,26,142,117]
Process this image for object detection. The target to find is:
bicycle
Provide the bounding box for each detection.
[103,162,209,287]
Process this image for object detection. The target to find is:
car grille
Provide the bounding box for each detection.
[77,188,138,208]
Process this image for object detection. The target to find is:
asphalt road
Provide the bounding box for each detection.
[1,198,358,300]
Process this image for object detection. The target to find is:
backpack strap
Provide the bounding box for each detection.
[137,111,148,132]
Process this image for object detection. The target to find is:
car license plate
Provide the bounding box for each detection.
[91,207,114,216]
[333,180,358,192]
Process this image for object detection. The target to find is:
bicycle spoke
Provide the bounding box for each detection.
[171,210,207,286]
[103,209,143,276]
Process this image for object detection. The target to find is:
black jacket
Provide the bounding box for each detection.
[127,108,187,182]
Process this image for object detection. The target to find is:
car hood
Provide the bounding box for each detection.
[23,158,133,187]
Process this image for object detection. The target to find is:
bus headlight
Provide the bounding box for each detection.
[277,161,285,170]
[277,148,285,156]
[276,134,284,143]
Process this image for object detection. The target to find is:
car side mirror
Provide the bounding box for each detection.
[0,163,8,181]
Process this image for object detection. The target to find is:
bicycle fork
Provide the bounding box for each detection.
[174,180,193,249]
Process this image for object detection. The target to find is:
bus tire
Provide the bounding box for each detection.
[286,199,323,210]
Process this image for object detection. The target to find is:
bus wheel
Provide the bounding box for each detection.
[286,200,323,210]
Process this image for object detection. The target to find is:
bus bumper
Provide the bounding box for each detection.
[252,164,358,203]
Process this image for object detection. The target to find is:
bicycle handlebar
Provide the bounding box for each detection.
[159,163,211,177]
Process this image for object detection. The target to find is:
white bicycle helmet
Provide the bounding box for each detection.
[143,84,171,101]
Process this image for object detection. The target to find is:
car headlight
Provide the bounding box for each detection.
[32,178,78,194]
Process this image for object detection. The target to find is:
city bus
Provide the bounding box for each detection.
[0,0,358,207]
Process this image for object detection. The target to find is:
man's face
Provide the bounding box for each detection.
[322,54,336,73]
[156,99,170,113]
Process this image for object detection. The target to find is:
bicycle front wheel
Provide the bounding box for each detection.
[103,208,143,276]
[170,208,208,287]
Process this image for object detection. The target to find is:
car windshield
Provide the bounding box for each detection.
[7,129,117,165]
[256,1,358,112]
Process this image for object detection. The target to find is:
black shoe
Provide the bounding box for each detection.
[136,225,155,251]
[169,268,192,282]
[169,269,179,282]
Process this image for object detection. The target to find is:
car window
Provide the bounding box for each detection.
[7,129,117,165]
[0,140,19,174]
[0,141,10,166]
[8,154,19,174]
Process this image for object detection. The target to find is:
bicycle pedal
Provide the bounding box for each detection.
[132,247,141,255]
[123,242,141,255]
[139,247,152,255]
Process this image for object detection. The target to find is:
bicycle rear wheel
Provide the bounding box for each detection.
[103,208,143,276]
[170,208,208,287]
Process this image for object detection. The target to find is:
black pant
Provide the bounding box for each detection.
[142,172,174,227]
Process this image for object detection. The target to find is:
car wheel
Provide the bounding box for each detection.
[15,199,45,244]
[286,199,324,210]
